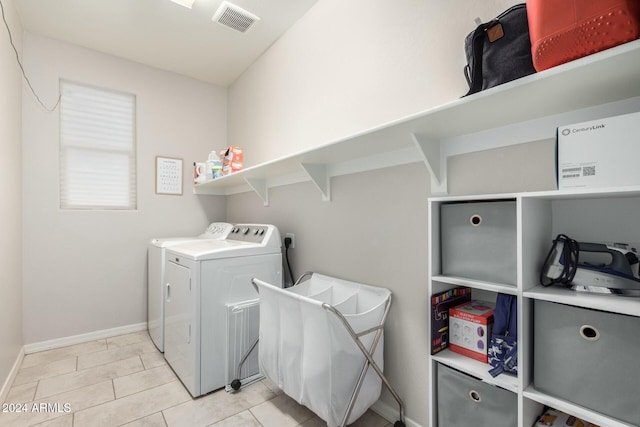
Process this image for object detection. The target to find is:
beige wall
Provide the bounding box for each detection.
[228,0,518,167]
[448,139,557,195]
[0,0,24,395]
[226,164,431,424]
[21,33,227,344]
[225,1,537,425]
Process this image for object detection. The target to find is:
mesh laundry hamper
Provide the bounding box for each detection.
[253,273,404,427]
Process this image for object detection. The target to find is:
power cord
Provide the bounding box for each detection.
[0,0,60,112]
[540,234,579,287]
[284,236,294,287]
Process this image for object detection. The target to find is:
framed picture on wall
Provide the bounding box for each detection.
[156,156,183,195]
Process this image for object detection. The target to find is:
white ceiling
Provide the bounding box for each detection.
[14,0,318,87]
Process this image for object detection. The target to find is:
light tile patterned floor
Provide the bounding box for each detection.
[1,331,393,427]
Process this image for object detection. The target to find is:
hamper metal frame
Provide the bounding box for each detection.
[230,272,405,427]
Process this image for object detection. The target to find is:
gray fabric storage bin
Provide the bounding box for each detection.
[437,363,518,427]
[534,300,640,426]
[440,200,517,286]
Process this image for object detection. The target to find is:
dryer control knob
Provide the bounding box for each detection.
[242,227,250,235]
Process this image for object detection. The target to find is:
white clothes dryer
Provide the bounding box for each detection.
[164,224,282,397]
[147,222,233,351]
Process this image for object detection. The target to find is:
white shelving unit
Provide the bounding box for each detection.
[195,40,640,204]
[428,187,640,427]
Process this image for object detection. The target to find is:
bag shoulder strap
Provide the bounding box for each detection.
[464,3,528,96]
[464,24,489,96]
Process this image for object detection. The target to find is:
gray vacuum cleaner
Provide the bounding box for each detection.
[540,234,640,295]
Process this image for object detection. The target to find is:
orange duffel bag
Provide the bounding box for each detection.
[527,0,640,71]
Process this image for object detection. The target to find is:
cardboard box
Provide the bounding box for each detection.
[449,300,494,363]
[430,287,472,355]
[534,409,599,427]
[557,111,640,190]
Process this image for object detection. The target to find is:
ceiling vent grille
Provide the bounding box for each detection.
[213,1,260,33]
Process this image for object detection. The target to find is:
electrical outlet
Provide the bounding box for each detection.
[285,233,295,249]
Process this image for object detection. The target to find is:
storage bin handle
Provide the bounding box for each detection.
[579,324,600,342]
[469,389,482,403]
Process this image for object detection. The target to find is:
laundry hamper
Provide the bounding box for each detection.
[252,273,405,427]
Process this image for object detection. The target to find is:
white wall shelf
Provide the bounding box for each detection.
[523,284,640,317]
[431,275,518,296]
[195,40,640,203]
[523,387,634,427]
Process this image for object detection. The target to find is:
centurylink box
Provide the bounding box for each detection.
[557,111,640,190]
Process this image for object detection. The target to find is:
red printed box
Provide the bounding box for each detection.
[449,300,494,363]
[219,146,243,175]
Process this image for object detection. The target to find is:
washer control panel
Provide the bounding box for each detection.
[227,224,270,243]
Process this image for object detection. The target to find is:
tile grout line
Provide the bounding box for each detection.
[76,353,150,373]
[21,340,108,368]
[77,380,189,427]
[115,410,165,427]
[33,357,146,401]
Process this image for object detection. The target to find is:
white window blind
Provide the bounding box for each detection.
[59,81,136,210]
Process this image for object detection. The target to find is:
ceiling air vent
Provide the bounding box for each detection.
[212,1,260,33]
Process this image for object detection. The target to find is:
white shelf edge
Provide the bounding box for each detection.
[523,285,640,317]
[428,186,640,204]
[195,40,640,200]
[523,386,635,427]
[431,275,518,295]
[429,193,519,203]
[432,350,519,393]
[194,146,422,201]
[520,185,640,200]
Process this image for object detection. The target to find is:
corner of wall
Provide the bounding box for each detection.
[0,0,25,400]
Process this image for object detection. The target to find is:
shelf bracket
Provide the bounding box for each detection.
[411,133,447,195]
[244,178,269,206]
[300,162,331,201]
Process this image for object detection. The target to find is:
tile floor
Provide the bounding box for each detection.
[1,331,393,427]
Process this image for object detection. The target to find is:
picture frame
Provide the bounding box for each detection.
[155,156,183,195]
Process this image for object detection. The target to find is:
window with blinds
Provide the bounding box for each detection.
[59,81,137,210]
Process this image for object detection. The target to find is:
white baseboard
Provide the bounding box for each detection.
[0,347,25,404]
[371,399,421,427]
[24,322,148,355]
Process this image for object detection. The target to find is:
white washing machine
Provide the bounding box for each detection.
[164,224,282,397]
[147,222,233,352]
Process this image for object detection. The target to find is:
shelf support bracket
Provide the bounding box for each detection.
[300,163,331,201]
[244,178,269,206]
[411,133,447,195]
